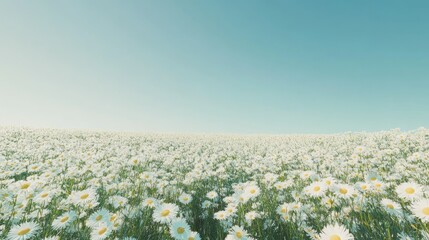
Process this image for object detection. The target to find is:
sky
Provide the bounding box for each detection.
[0,1,428,134]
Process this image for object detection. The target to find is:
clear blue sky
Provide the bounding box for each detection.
[1,1,428,134]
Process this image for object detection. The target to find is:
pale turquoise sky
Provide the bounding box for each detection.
[0,1,428,133]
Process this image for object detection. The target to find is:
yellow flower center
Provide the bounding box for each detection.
[110,214,117,221]
[370,177,376,181]
[281,208,287,213]
[21,183,30,190]
[188,237,195,240]
[313,186,321,192]
[422,207,429,216]
[96,215,102,221]
[339,188,348,194]
[31,166,38,170]
[80,193,89,199]
[250,189,256,194]
[60,216,69,223]
[386,204,394,209]
[161,209,170,217]
[147,200,153,204]
[330,234,341,240]
[41,193,49,198]
[405,187,415,194]
[17,228,30,236]
[98,227,107,235]
[177,227,185,234]
[236,232,243,238]
[361,185,367,190]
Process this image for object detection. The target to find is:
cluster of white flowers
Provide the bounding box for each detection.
[0,127,429,239]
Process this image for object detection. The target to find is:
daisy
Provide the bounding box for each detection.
[170,218,191,240]
[28,164,41,172]
[300,171,315,180]
[87,208,110,227]
[244,185,260,199]
[206,191,218,200]
[396,182,423,201]
[90,222,112,240]
[322,177,336,189]
[263,173,278,184]
[411,198,429,222]
[289,202,302,212]
[225,204,238,215]
[14,180,36,195]
[179,193,192,204]
[128,158,140,166]
[276,203,289,215]
[71,188,98,207]
[7,221,40,240]
[371,180,386,193]
[110,215,123,230]
[365,172,381,182]
[305,181,327,197]
[322,197,336,208]
[245,211,259,223]
[34,190,55,205]
[142,197,158,208]
[355,182,371,193]
[334,184,355,199]
[187,232,201,240]
[238,193,251,204]
[109,195,128,208]
[380,199,401,215]
[318,223,354,240]
[214,210,229,220]
[153,203,179,223]
[354,146,366,154]
[201,200,211,209]
[280,213,291,222]
[227,225,249,240]
[52,211,77,230]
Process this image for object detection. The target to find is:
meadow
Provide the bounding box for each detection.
[1,127,429,240]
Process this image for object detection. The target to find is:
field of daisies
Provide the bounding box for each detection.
[1,127,429,240]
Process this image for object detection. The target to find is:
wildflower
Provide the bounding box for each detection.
[318,223,354,240]
[153,203,179,223]
[7,221,40,240]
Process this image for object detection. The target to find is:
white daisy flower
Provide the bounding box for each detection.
[396,182,423,201]
[153,203,179,223]
[170,218,191,240]
[7,221,40,240]
[90,222,112,240]
[179,193,192,205]
[411,198,429,222]
[52,211,77,230]
[206,191,218,200]
[318,223,354,240]
[305,181,327,197]
[227,225,249,240]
